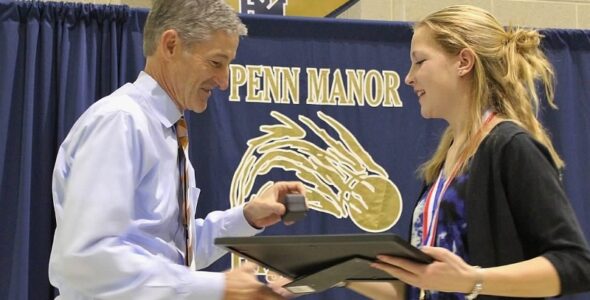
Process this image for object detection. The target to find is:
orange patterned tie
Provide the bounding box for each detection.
[175,117,193,266]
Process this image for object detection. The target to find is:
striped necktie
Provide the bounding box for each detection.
[175,117,193,266]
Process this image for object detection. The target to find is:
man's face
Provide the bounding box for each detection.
[169,30,239,113]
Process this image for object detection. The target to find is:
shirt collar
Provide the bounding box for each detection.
[133,71,183,128]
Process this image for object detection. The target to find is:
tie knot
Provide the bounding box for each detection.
[176,117,189,150]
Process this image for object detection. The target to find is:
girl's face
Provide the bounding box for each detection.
[405,26,465,122]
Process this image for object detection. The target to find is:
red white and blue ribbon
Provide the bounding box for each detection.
[421,111,496,247]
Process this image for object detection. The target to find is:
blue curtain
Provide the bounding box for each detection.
[0,2,145,299]
[1,2,589,300]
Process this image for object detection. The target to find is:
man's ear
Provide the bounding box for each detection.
[457,48,475,76]
[158,29,182,60]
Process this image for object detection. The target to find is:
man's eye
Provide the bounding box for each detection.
[415,59,426,65]
[210,61,222,67]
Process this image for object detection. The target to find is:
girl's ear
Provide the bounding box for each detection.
[457,48,475,76]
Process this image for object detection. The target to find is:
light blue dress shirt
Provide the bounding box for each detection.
[49,72,260,300]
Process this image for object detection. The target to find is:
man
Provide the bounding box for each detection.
[49,0,305,299]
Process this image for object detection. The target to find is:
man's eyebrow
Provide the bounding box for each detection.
[211,53,231,60]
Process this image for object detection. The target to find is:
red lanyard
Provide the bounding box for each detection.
[422,112,496,246]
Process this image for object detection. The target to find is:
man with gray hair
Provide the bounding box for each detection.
[49,0,304,299]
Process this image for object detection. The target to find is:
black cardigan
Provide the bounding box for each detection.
[417,122,590,299]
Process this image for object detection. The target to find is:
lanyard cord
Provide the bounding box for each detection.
[422,112,497,246]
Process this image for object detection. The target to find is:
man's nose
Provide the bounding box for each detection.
[215,68,229,90]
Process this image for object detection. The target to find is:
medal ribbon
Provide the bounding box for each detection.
[422,111,496,246]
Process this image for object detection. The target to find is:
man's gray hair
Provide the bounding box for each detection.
[143,0,248,56]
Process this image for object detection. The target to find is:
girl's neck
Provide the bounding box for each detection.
[447,111,470,146]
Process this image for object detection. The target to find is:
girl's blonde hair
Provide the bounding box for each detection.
[416,5,564,183]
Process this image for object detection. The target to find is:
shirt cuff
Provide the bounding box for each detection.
[225,203,264,236]
[180,270,225,300]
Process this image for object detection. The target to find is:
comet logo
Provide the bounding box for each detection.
[230,111,402,232]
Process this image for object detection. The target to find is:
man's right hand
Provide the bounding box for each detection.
[223,263,285,300]
[266,272,298,298]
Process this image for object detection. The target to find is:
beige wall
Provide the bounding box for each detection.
[338,0,590,29]
[54,0,590,29]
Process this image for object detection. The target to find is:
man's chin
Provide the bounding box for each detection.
[190,107,207,113]
[185,97,208,113]
[189,103,208,113]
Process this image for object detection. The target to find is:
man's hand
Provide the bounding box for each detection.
[223,263,285,300]
[243,181,306,229]
[266,272,298,298]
